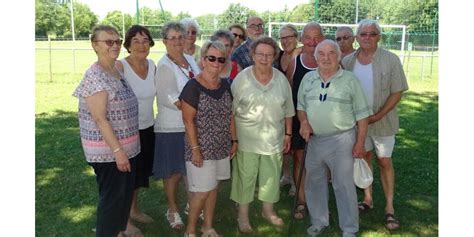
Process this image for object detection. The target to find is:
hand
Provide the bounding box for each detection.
[174,100,182,110]
[230,143,238,160]
[352,141,366,158]
[191,149,204,167]
[283,135,291,154]
[115,150,131,172]
[299,120,313,142]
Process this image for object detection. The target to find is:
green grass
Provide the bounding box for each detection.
[36,41,438,236]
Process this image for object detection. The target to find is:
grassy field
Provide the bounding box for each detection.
[36,41,438,236]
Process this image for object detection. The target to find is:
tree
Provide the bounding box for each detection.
[217,3,257,29]
[65,2,98,37]
[174,12,192,21]
[35,0,69,37]
[101,11,133,37]
[196,14,218,34]
[288,3,315,23]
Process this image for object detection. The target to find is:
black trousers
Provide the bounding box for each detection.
[90,157,136,237]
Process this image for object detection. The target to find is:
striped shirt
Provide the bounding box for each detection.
[231,39,254,70]
[73,62,140,163]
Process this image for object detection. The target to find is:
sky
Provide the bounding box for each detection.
[76,0,311,19]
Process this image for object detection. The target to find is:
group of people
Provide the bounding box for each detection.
[73,15,408,237]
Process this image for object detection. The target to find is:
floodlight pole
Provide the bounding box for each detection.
[136,0,140,24]
[355,0,359,24]
[314,0,319,21]
[70,0,76,74]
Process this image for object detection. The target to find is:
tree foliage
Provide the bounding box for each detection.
[101,11,133,38]
[217,3,257,29]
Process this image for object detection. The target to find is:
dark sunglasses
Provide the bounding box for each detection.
[233,33,244,39]
[336,35,352,42]
[205,55,226,64]
[188,30,197,36]
[319,82,331,102]
[95,39,122,47]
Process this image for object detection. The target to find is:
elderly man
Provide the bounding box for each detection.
[335,26,356,58]
[231,16,264,71]
[285,22,325,219]
[298,39,372,237]
[342,19,408,231]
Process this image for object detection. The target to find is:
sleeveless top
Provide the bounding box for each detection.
[291,54,317,108]
[179,79,233,161]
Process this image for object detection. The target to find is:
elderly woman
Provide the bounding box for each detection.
[297,40,371,237]
[228,24,246,55]
[230,36,295,232]
[153,21,200,231]
[210,29,239,82]
[181,18,201,64]
[277,23,302,74]
[180,40,237,237]
[73,25,140,237]
[117,25,156,228]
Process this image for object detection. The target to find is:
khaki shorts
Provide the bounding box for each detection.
[365,135,396,158]
[186,157,230,192]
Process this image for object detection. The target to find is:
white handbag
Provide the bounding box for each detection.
[353,158,373,189]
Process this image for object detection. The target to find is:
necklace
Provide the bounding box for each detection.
[167,54,195,80]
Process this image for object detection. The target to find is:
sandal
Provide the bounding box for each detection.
[184,203,204,221]
[130,212,154,223]
[237,217,253,233]
[201,228,222,237]
[294,203,307,220]
[165,209,184,230]
[261,212,285,227]
[384,213,400,230]
[357,202,373,213]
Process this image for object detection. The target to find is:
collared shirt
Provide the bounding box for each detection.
[231,39,254,70]
[232,66,295,155]
[297,68,372,136]
[342,47,409,136]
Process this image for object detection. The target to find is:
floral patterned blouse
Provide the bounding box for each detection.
[179,78,233,161]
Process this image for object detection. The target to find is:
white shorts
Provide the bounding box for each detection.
[185,157,231,192]
[365,135,396,158]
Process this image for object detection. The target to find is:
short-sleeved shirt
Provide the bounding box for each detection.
[231,39,253,70]
[73,62,140,163]
[120,58,156,130]
[179,79,233,161]
[297,68,372,136]
[231,66,295,155]
[342,47,409,136]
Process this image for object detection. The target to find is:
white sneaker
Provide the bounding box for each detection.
[280,176,292,187]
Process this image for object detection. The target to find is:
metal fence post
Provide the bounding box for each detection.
[421,55,425,81]
[48,36,53,82]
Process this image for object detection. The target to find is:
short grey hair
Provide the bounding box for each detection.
[314,39,342,62]
[357,19,381,35]
[180,18,200,34]
[336,26,354,36]
[161,22,186,39]
[302,22,323,36]
[201,40,227,58]
[210,29,234,47]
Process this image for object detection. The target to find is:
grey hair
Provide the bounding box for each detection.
[161,22,186,39]
[302,22,323,36]
[201,40,227,59]
[279,24,299,39]
[357,19,381,35]
[336,26,354,36]
[314,39,342,62]
[180,18,200,33]
[210,29,235,47]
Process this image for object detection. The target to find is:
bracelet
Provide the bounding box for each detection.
[285,133,292,137]
[231,140,238,144]
[191,145,200,150]
[112,147,122,153]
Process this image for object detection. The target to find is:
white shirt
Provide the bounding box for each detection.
[154,54,200,133]
[353,59,374,108]
[121,58,156,130]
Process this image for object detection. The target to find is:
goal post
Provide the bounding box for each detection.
[268,22,407,63]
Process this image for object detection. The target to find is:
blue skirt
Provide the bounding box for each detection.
[153,132,186,179]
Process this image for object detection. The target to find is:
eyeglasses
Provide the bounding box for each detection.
[336,35,352,42]
[205,55,226,64]
[233,33,245,39]
[319,82,331,102]
[359,32,378,38]
[254,52,273,59]
[279,35,296,41]
[165,36,185,42]
[188,30,197,36]
[94,39,122,47]
[247,24,264,31]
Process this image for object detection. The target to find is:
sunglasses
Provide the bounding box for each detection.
[359,32,378,38]
[188,30,197,36]
[233,33,245,39]
[205,55,226,64]
[336,35,352,42]
[319,81,331,102]
[95,39,122,47]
